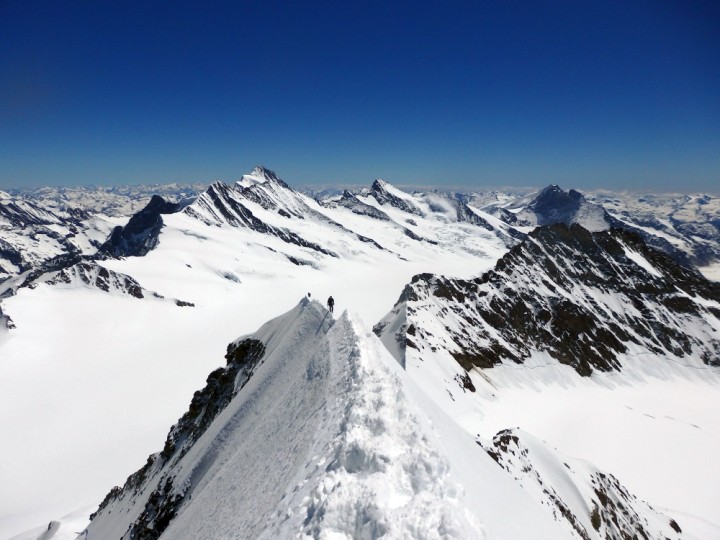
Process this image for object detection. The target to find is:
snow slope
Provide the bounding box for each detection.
[374,222,720,536]
[2,171,720,538]
[84,300,578,539]
[0,174,509,538]
[480,429,683,540]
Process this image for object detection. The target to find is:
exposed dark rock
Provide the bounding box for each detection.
[160,339,266,462]
[528,185,587,226]
[455,371,476,392]
[98,195,182,258]
[481,429,682,540]
[370,179,424,216]
[323,190,392,221]
[89,337,267,538]
[0,303,14,330]
[378,223,720,376]
[0,239,24,271]
[45,262,144,297]
[131,475,185,540]
[186,182,339,258]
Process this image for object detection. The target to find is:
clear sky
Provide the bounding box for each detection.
[1,0,719,191]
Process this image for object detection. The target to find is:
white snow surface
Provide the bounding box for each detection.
[8,507,93,540]
[2,175,720,538]
[86,300,572,540]
[0,177,507,538]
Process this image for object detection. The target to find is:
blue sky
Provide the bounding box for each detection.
[1,0,719,191]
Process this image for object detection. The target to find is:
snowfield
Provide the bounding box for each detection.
[475,369,720,538]
[84,300,577,539]
[1,173,719,539]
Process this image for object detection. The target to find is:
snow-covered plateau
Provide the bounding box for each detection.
[1,168,719,539]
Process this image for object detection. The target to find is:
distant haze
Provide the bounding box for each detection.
[1,1,718,192]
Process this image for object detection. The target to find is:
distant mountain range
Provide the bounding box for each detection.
[1,168,719,539]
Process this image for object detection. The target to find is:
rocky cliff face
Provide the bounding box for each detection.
[0,194,88,278]
[479,429,683,540]
[98,195,183,258]
[370,178,425,216]
[375,223,720,377]
[185,180,340,257]
[88,335,266,539]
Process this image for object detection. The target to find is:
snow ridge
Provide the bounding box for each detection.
[84,301,487,539]
[288,315,479,539]
[481,429,683,540]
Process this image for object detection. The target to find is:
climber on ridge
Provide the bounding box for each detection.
[327,296,335,313]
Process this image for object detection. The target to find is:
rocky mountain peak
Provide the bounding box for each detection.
[529,185,588,221]
[98,195,182,258]
[370,178,424,216]
[241,165,287,187]
[371,178,389,191]
[504,184,609,232]
[375,223,720,377]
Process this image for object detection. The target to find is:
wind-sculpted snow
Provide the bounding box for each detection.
[376,223,720,377]
[480,429,683,540]
[84,298,334,539]
[83,300,484,538]
[83,300,583,539]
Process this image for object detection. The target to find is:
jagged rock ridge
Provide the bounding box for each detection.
[0,195,88,278]
[375,223,720,376]
[479,429,682,540]
[83,300,690,540]
[98,195,184,258]
[36,262,194,306]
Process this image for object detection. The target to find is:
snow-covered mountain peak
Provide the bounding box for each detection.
[524,184,610,232]
[82,297,698,540]
[527,184,588,212]
[238,165,285,188]
[371,177,389,189]
[84,299,505,539]
[98,195,182,258]
[376,222,720,379]
[369,178,425,216]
